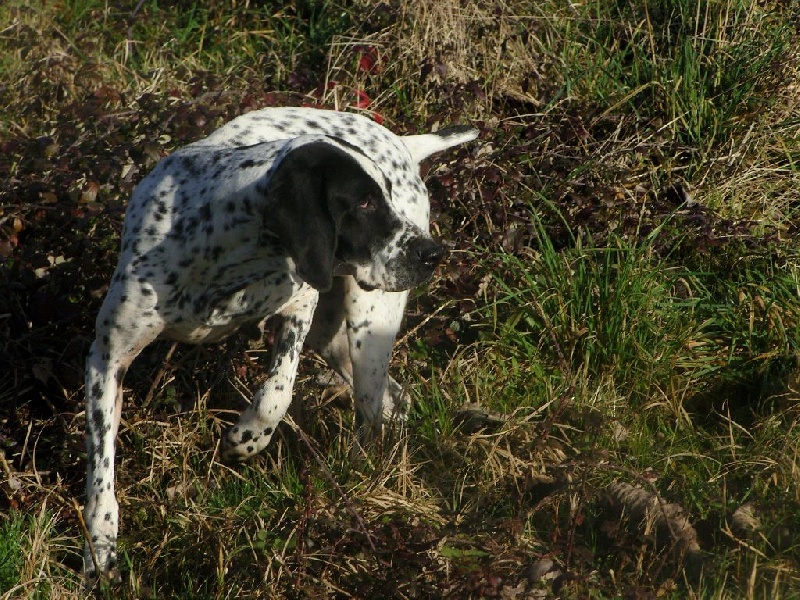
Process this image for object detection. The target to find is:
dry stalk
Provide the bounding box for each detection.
[285,415,377,552]
[606,480,705,574]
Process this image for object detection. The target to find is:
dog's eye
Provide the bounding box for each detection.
[359,196,375,210]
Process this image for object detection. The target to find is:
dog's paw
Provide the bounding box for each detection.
[84,551,122,589]
[220,423,276,462]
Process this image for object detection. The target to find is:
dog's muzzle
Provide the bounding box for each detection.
[410,237,446,270]
[383,236,447,291]
[349,236,448,292]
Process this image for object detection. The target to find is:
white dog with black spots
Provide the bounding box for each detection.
[83,107,477,582]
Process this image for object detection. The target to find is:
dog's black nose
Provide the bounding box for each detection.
[412,238,447,269]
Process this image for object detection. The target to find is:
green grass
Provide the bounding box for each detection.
[559,0,792,153]
[1,0,799,597]
[488,223,700,408]
[0,509,81,599]
[417,218,800,595]
[0,513,26,593]
[0,0,356,138]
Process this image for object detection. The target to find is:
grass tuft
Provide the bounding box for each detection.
[561,0,794,153]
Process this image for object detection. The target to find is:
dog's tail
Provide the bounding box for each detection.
[402,125,479,164]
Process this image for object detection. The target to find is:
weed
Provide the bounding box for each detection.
[487,215,700,409]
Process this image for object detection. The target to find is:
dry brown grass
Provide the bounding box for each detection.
[321,0,557,127]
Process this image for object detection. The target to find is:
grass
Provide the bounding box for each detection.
[488,223,699,406]
[1,0,799,597]
[561,0,792,152]
[0,514,26,593]
[0,504,80,598]
[449,228,800,595]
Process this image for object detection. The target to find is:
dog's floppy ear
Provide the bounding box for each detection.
[401,125,479,164]
[262,140,363,292]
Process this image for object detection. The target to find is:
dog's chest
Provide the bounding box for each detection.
[160,271,309,344]
[152,234,307,342]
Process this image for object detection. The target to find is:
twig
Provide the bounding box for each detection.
[143,342,177,408]
[286,415,377,552]
[71,498,98,580]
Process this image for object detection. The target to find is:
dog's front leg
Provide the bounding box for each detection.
[342,279,409,441]
[306,279,411,440]
[222,289,319,461]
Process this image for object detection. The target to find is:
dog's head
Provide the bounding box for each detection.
[263,132,474,293]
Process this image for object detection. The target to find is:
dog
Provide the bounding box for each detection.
[83,107,477,581]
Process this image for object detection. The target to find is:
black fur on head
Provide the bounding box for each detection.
[262,139,398,292]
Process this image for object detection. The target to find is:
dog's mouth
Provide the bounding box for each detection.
[332,262,355,276]
[332,263,377,291]
[356,280,378,292]
[334,262,437,293]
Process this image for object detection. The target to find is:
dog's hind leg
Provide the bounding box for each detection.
[84,286,164,583]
